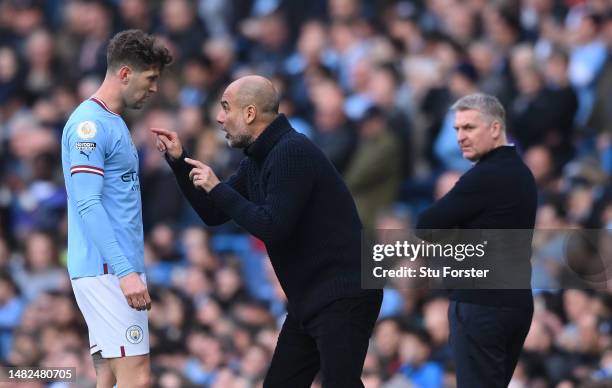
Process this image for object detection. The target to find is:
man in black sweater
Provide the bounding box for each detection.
[417,94,537,388]
[152,75,382,388]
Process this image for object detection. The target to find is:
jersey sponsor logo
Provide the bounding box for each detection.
[76,141,96,151]
[76,142,96,160]
[122,170,140,192]
[121,171,138,182]
[76,121,97,139]
[126,325,144,344]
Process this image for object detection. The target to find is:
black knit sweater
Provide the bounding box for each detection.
[167,114,369,321]
[416,145,537,308]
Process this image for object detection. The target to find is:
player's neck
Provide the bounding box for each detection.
[92,81,125,116]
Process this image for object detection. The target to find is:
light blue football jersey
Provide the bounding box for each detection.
[61,97,144,279]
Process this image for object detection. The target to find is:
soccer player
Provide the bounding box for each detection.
[61,30,171,388]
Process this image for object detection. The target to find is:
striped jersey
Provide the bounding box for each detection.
[61,97,144,279]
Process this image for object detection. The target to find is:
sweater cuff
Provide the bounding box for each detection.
[208,182,242,210]
[164,148,188,168]
[165,149,189,170]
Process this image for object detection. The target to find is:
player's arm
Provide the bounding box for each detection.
[152,127,248,225]
[67,121,149,310]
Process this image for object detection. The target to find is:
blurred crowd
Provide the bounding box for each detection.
[0,0,611,387]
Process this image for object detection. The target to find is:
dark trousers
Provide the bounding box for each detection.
[448,301,533,388]
[263,291,382,388]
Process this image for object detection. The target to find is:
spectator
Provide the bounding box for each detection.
[397,329,444,388]
[11,231,67,301]
[0,272,24,359]
[344,106,402,232]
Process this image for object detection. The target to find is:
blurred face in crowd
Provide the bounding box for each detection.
[120,66,160,109]
[423,298,450,343]
[517,67,543,96]
[563,290,591,323]
[468,41,496,75]
[313,82,345,131]
[574,14,599,45]
[525,146,553,185]
[298,20,327,62]
[0,239,9,269]
[374,320,401,357]
[0,278,16,304]
[399,333,430,365]
[449,72,476,98]
[0,47,19,81]
[26,233,56,271]
[258,13,289,50]
[240,345,269,378]
[445,3,476,43]
[544,53,569,86]
[369,68,397,107]
[329,0,360,20]
[454,109,505,161]
[161,0,193,33]
[25,29,53,68]
[120,0,148,24]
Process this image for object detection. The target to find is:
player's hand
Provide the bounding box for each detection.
[119,272,151,311]
[150,127,183,160]
[185,157,220,192]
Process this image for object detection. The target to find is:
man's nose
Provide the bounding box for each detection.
[150,82,158,93]
[457,129,468,143]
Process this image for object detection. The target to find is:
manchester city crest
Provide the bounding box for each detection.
[126,325,143,344]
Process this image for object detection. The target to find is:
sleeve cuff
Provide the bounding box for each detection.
[112,261,136,278]
[165,149,189,168]
[166,150,198,179]
[208,182,241,209]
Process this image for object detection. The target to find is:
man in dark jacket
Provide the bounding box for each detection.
[417,94,537,388]
[152,75,382,388]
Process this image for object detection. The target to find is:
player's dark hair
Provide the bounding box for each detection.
[106,30,172,72]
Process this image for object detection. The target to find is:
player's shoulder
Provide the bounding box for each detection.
[64,100,117,139]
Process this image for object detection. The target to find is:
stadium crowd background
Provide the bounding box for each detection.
[0,0,611,387]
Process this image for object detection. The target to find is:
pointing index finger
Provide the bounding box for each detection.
[150,127,175,138]
[184,157,202,167]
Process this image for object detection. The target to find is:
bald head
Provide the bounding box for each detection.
[217,75,281,148]
[227,75,280,118]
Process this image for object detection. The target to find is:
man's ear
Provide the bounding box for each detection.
[118,66,131,85]
[244,104,256,124]
[490,120,502,139]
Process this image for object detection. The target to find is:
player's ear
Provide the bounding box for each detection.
[118,66,132,84]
